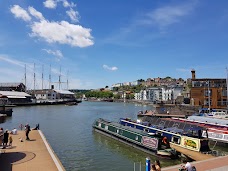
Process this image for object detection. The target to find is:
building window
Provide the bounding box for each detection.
[204,90,212,96]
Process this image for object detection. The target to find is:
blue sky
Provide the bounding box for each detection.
[0,0,228,90]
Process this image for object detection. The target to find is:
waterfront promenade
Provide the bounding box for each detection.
[163,155,228,171]
[0,130,65,171]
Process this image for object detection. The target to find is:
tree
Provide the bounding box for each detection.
[113,94,121,99]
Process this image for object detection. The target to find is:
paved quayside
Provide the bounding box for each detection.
[163,155,228,171]
[0,130,65,171]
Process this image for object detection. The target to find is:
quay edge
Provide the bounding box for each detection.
[0,130,65,171]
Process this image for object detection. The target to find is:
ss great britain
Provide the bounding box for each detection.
[93,118,178,159]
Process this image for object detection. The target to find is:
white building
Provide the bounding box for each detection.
[134,89,151,101]
[34,89,75,103]
[123,82,131,86]
[162,86,183,102]
[134,86,183,103]
[131,80,140,86]
[148,88,163,102]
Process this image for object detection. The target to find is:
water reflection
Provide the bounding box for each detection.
[93,130,181,170]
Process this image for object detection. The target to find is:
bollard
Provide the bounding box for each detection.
[146,157,150,171]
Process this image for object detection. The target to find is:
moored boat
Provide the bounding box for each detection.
[119,117,215,160]
[65,102,78,106]
[93,118,178,159]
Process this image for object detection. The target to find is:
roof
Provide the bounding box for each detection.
[54,89,74,95]
[0,91,31,97]
[187,116,228,126]
[0,83,24,87]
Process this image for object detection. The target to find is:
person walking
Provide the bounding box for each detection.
[25,124,31,140]
[3,129,9,148]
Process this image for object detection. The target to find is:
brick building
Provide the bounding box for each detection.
[190,70,227,109]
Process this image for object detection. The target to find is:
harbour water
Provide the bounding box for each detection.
[1,101,182,171]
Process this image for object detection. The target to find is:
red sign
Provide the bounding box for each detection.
[141,136,158,149]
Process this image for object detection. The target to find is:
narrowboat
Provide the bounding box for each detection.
[119,118,213,156]
[93,118,178,159]
[170,116,228,143]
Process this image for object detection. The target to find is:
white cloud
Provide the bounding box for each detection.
[62,0,76,8]
[139,2,197,29]
[10,5,94,48]
[66,8,80,23]
[0,55,26,68]
[43,0,76,9]
[28,7,44,20]
[30,20,93,47]
[43,0,57,9]
[176,68,190,72]
[42,49,63,61]
[103,65,118,71]
[10,5,31,21]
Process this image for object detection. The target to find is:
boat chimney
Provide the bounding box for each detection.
[191,69,196,79]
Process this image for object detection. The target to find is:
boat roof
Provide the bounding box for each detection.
[137,116,205,134]
[187,116,228,126]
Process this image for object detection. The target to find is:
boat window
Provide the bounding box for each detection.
[172,136,180,144]
[135,136,138,141]
[156,131,163,136]
[98,123,101,127]
[105,126,108,130]
[144,128,149,132]
[116,129,119,134]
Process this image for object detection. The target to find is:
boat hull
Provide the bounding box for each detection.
[93,119,176,159]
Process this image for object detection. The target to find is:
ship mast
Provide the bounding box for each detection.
[208,80,210,110]
[59,66,61,90]
[67,70,69,90]
[49,64,51,89]
[42,64,44,90]
[34,63,36,93]
[24,64,27,92]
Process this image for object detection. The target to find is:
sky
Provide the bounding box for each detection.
[0,0,228,90]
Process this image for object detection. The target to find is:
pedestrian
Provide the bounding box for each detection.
[179,159,193,171]
[9,136,13,146]
[155,160,161,171]
[11,128,18,135]
[25,124,31,140]
[150,164,156,171]
[0,127,3,146]
[3,129,9,148]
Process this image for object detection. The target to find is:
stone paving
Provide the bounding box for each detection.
[163,155,228,171]
[0,130,65,171]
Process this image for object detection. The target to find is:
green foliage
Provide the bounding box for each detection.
[129,94,135,99]
[113,94,121,99]
[85,91,113,98]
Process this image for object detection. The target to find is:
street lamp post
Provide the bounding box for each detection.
[208,80,211,110]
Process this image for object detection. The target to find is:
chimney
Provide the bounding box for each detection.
[191,69,196,79]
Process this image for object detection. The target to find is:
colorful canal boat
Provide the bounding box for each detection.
[93,118,178,159]
[119,118,213,159]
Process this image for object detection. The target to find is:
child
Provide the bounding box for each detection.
[9,136,13,147]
